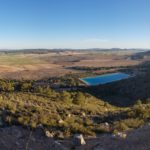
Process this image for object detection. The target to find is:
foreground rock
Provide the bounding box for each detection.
[0,125,150,150]
[45,130,54,138]
[0,126,68,150]
[77,125,150,150]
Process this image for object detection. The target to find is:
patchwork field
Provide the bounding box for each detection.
[0,50,145,79]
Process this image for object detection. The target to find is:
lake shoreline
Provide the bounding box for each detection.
[80,72,131,86]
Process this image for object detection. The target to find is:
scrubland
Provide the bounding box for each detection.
[0,49,149,150]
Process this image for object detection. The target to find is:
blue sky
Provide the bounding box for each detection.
[0,0,150,49]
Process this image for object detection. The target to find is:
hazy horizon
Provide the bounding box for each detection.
[0,48,149,51]
[0,0,150,49]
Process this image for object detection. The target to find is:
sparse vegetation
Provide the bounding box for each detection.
[0,50,149,139]
[0,76,148,138]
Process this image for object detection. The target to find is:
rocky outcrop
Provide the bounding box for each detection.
[0,126,68,150]
[0,125,150,150]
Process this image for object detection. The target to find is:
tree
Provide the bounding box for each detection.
[0,81,14,92]
[20,82,32,92]
[60,91,72,104]
[73,92,86,105]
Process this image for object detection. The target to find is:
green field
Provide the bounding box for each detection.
[0,54,44,66]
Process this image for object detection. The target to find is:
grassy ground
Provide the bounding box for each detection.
[0,54,44,65]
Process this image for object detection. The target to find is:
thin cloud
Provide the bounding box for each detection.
[82,38,109,43]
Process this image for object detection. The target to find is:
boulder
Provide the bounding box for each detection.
[73,134,86,146]
[37,124,43,128]
[82,112,86,117]
[57,131,64,139]
[58,119,64,124]
[113,132,127,139]
[45,130,54,138]
[67,114,71,118]
[104,122,109,127]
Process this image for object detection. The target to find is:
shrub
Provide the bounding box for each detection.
[123,118,144,128]
[20,82,32,92]
[113,122,129,132]
[135,99,142,105]
[60,91,72,104]
[73,92,86,105]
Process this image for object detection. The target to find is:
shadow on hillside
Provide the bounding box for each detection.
[82,61,150,107]
[84,74,150,107]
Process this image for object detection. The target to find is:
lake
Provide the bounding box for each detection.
[80,72,131,86]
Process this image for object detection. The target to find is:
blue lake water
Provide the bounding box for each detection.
[80,72,131,86]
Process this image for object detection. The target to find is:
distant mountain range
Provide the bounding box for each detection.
[0,48,148,54]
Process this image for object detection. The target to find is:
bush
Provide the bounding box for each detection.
[113,122,129,132]
[123,118,144,128]
[60,91,72,104]
[20,82,32,92]
[135,99,142,105]
[73,92,86,105]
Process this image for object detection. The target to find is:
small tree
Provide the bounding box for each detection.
[135,99,142,105]
[20,82,32,92]
[61,91,72,104]
[73,92,86,105]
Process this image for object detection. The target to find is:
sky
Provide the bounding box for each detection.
[0,0,150,49]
